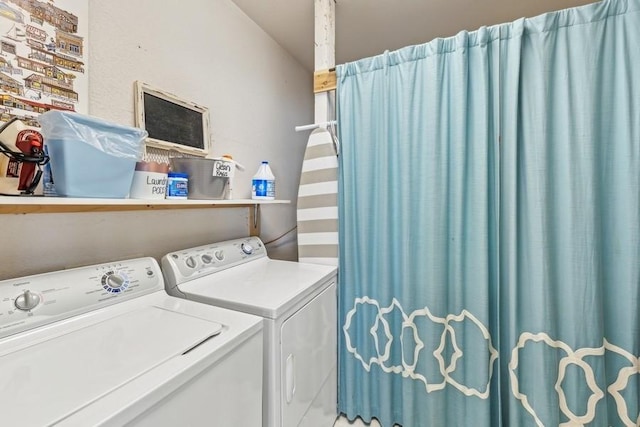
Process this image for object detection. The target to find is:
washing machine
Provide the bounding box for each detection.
[0,256,263,427]
[162,236,338,427]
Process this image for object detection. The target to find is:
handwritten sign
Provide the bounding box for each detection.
[213,160,234,178]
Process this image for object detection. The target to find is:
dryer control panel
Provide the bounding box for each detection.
[0,257,163,339]
[162,236,267,289]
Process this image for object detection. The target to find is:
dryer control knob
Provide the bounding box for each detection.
[185,256,197,269]
[106,274,125,289]
[214,250,225,261]
[241,243,254,255]
[15,290,40,311]
[201,254,213,264]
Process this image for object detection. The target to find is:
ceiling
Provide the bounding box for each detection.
[230,0,597,71]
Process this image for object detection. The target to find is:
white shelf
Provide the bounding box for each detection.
[0,197,290,235]
[0,197,288,214]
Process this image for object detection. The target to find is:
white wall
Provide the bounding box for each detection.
[0,0,312,280]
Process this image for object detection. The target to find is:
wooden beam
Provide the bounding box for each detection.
[314,0,335,115]
[314,69,336,93]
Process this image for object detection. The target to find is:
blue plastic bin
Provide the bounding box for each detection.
[39,111,147,198]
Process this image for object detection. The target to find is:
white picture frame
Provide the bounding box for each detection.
[134,81,211,157]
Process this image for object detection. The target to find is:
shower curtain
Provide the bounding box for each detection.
[336,1,640,426]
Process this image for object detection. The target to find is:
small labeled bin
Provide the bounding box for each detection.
[169,157,228,199]
[38,111,147,198]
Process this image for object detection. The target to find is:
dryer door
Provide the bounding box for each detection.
[280,282,337,427]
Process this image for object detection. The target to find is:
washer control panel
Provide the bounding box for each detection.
[0,257,162,339]
[162,236,267,288]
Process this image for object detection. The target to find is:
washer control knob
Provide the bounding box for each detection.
[201,254,213,264]
[101,271,130,293]
[15,290,40,311]
[241,243,254,255]
[214,250,225,261]
[106,274,125,289]
[185,256,197,269]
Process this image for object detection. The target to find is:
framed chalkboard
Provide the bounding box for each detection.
[134,81,211,157]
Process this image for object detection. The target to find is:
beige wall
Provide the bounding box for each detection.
[0,0,312,280]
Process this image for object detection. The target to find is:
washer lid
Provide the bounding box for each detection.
[0,306,222,427]
[179,258,337,319]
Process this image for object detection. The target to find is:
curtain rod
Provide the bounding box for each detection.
[295,120,337,132]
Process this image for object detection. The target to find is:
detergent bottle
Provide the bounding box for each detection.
[251,161,275,200]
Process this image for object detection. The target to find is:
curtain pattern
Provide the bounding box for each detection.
[336,1,640,426]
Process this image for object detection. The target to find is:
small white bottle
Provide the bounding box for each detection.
[252,161,275,200]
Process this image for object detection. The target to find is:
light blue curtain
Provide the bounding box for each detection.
[336,1,640,426]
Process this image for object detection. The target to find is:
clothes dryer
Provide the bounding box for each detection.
[162,236,338,427]
[0,257,263,427]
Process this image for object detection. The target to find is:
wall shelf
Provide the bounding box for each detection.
[0,197,290,235]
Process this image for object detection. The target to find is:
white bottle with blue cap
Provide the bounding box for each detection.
[251,161,275,200]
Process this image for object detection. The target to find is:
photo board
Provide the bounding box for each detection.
[0,0,89,125]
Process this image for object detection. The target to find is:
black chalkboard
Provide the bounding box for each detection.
[143,92,205,150]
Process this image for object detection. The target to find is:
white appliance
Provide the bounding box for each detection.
[162,236,338,427]
[0,257,263,427]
